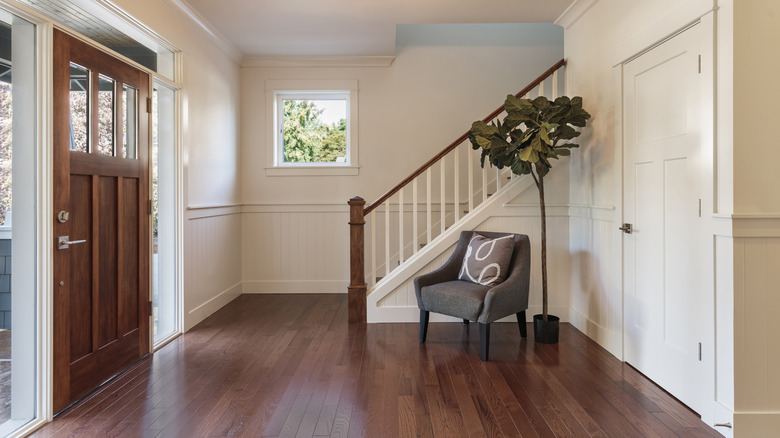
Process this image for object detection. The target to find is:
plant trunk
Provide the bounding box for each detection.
[538,169,548,322]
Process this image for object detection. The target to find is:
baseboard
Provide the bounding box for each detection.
[184,281,242,331]
[734,412,780,437]
[242,280,347,294]
[369,305,569,323]
[568,306,622,359]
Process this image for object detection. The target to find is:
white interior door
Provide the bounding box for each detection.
[623,23,707,413]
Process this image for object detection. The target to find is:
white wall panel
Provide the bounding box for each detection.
[568,207,621,357]
[183,208,242,331]
[715,234,734,412]
[242,207,350,293]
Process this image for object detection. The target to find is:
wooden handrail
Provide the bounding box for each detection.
[363,58,566,216]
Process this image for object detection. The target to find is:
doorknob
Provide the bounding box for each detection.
[619,223,633,234]
[58,236,87,250]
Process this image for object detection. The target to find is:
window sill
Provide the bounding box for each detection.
[265,165,360,177]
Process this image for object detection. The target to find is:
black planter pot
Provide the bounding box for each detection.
[533,314,560,344]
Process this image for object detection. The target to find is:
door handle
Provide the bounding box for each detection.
[58,236,87,250]
[619,223,633,234]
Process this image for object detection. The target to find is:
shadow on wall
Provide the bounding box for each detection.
[571,249,616,338]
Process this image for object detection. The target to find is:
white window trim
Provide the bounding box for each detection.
[265,79,359,176]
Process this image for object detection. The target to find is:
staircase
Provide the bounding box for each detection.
[348,59,566,323]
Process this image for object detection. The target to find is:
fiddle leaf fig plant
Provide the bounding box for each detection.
[469,95,591,321]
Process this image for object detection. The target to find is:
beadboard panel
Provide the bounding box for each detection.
[568,213,621,356]
[242,210,350,293]
[714,234,735,412]
[734,235,780,413]
[183,209,243,331]
[374,214,571,322]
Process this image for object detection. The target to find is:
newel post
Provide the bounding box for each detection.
[348,196,367,323]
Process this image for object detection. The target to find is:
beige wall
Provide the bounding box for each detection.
[113,0,242,208]
[240,24,565,206]
[733,1,780,214]
[112,0,243,330]
[239,24,567,295]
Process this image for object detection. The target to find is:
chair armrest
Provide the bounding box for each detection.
[478,236,531,324]
[413,232,473,308]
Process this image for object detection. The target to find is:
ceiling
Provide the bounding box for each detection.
[184,0,575,57]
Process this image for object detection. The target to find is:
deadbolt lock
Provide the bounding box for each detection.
[57,211,69,223]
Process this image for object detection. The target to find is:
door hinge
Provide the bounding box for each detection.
[149,199,153,214]
[146,97,152,113]
[698,55,701,74]
[698,342,702,361]
[149,300,153,317]
[698,199,702,217]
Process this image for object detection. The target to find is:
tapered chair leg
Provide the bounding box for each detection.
[517,310,527,338]
[479,323,490,361]
[419,310,429,343]
[463,319,469,325]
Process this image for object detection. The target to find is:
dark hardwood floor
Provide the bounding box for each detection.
[30,294,722,437]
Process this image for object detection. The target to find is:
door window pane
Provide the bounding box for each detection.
[122,84,137,159]
[97,74,115,156]
[69,63,89,152]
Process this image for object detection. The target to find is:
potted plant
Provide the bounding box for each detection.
[469,95,591,343]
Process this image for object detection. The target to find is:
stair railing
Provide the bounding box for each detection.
[348,59,566,323]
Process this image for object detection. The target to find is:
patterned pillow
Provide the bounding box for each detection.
[458,233,515,286]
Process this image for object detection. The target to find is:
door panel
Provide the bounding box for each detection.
[53,29,150,412]
[623,23,706,413]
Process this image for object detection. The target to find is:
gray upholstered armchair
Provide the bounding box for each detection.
[414,231,531,361]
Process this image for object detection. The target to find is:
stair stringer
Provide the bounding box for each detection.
[366,175,536,323]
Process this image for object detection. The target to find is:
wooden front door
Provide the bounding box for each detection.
[52,29,150,413]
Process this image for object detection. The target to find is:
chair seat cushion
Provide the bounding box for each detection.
[420,280,490,321]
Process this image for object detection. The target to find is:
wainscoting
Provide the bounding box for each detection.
[241,204,350,294]
[567,204,621,358]
[732,217,780,434]
[183,205,243,331]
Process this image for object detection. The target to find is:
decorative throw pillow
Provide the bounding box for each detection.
[458,233,515,286]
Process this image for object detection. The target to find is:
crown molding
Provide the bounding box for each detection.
[242,55,395,68]
[160,0,243,64]
[555,0,600,30]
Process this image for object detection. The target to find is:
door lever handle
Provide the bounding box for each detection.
[619,223,633,234]
[58,236,87,250]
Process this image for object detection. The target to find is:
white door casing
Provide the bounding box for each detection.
[622,21,709,415]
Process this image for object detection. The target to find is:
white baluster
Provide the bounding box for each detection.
[413,179,418,255]
[440,159,446,235]
[399,188,404,264]
[539,80,544,98]
[552,70,559,99]
[496,167,502,191]
[454,146,460,222]
[468,147,474,213]
[426,168,432,244]
[385,201,390,277]
[371,213,376,286]
[482,162,488,203]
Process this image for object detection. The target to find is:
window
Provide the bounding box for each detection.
[266,80,358,176]
[0,8,39,437]
[152,82,179,346]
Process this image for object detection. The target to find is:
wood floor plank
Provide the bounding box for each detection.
[30,295,724,438]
